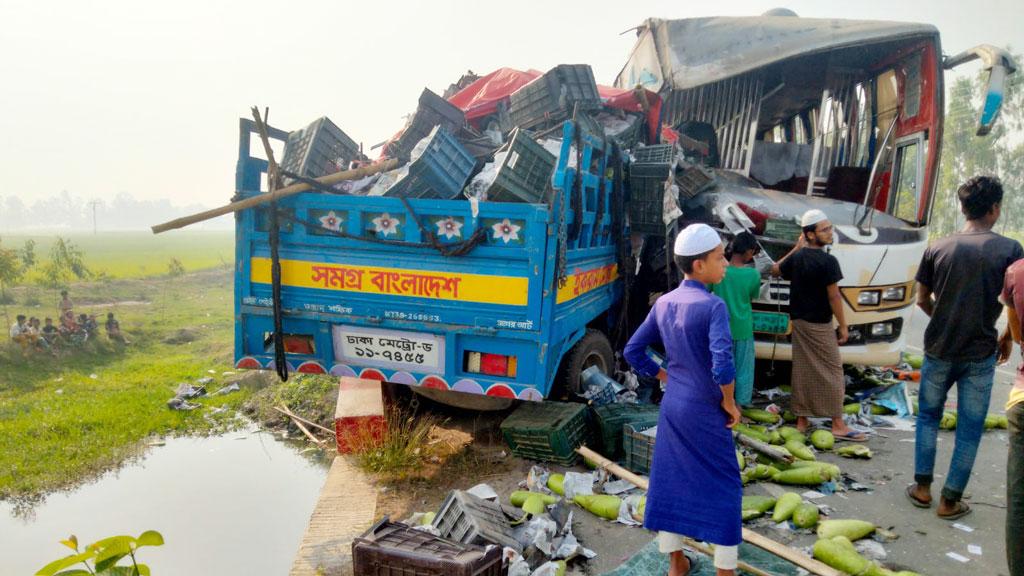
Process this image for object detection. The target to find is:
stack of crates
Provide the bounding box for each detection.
[385,127,476,199]
[280,116,361,182]
[623,422,657,475]
[508,65,601,130]
[352,517,504,576]
[486,128,557,203]
[628,144,677,235]
[591,403,661,461]
[432,490,521,551]
[385,88,467,161]
[500,401,591,466]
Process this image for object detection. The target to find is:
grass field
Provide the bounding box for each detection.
[2,231,234,280]
[0,267,247,505]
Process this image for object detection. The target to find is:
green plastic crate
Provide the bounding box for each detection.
[591,403,660,460]
[500,401,591,466]
[623,422,657,475]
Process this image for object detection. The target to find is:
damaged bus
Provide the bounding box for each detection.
[616,12,1017,365]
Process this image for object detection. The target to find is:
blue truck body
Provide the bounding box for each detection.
[233,119,624,400]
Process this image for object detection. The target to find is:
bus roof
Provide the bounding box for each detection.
[616,16,938,91]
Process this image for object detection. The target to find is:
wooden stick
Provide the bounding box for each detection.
[274,404,336,437]
[150,158,399,234]
[576,446,844,576]
[734,433,795,464]
[276,406,325,448]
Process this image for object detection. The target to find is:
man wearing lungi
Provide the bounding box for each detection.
[907,176,1023,520]
[625,223,742,576]
[770,209,865,441]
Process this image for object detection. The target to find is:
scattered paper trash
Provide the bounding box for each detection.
[952,522,974,533]
[946,551,970,563]
[212,383,240,396]
[968,544,982,556]
[89,373,98,379]
[562,471,595,500]
[801,490,827,500]
[467,483,499,501]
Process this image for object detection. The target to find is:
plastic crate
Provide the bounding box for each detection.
[591,403,661,460]
[352,517,505,576]
[386,127,476,199]
[763,218,803,242]
[508,65,601,130]
[486,128,557,204]
[500,401,591,466]
[386,88,467,161]
[676,165,715,199]
[628,161,673,235]
[432,490,520,551]
[623,422,657,475]
[280,116,360,181]
[633,144,675,164]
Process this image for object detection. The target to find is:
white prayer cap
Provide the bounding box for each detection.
[673,223,722,256]
[800,209,829,227]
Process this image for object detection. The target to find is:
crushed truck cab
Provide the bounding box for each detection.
[234,120,624,400]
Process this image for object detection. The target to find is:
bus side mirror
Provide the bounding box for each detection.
[944,45,1018,136]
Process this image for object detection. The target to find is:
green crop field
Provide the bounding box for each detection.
[2,231,234,280]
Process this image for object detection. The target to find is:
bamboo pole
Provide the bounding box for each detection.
[276,405,326,448]
[576,446,844,576]
[275,404,336,437]
[150,159,399,234]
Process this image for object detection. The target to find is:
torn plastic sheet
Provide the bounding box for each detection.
[602,479,639,496]
[617,494,645,526]
[465,150,508,201]
[467,483,500,501]
[525,465,553,494]
[871,381,913,417]
[562,471,595,501]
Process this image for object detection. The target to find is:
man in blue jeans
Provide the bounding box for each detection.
[907,176,1024,519]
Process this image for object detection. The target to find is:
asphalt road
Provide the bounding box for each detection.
[571,306,1017,576]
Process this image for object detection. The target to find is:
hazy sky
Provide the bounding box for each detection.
[1,0,1021,214]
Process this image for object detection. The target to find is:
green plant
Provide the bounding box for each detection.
[35,530,164,575]
[351,406,440,478]
[38,237,90,290]
[167,258,185,277]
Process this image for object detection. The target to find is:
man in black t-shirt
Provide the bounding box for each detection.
[771,209,865,441]
[907,176,1024,521]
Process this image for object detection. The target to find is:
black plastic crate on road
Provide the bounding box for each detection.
[385,88,467,161]
[486,128,557,204]
[352,517,505,576]
[591,403,661,460]
[628,161,674,235]
[508,65,601,130]
[623,422,657,475]
[432,490,521,551]
[280,116,360,182]
[500,401,591,466]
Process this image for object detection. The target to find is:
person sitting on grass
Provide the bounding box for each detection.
[9,314,30,355]
[105,312,128,344]
[41,317,58,345]
[27,317,49,352]
[624,223,742,576]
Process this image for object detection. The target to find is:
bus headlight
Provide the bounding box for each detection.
[857,290,881,306]
[882,286,906,301]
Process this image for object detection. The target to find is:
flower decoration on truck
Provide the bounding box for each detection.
[435,216,464,240]
[318,210,343,232]
[491,218,522,244]
[371,213,400,237]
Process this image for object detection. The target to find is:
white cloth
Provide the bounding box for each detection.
[674,223,722,256]
[800,209,828,227]
[657,532,738,570]
[9,322,25,338]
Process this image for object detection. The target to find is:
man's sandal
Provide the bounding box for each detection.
[905,485,931,509]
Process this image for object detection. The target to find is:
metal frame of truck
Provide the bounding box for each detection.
[233,120,624,400]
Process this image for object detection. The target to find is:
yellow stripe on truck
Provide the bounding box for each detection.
[556,263,618,304]
[250,257,530,306]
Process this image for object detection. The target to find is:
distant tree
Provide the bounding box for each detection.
[933,49,1024,238]
[0,238,24,302]
[19,239,36,269]
[38,237,90,290]
[168,257,185,277]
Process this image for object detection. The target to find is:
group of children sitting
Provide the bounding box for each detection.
[7,290,127,356]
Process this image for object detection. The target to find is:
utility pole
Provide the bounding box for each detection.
[88,200,100,235]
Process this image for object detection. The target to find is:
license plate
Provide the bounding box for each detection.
[753,311,790,335]
[333,326,445,372]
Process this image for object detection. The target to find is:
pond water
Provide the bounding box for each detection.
[1,425,331,575]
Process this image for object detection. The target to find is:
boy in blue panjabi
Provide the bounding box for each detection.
[624,223,741,576]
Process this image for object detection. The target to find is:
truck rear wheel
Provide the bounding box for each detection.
[560,329,615,397]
